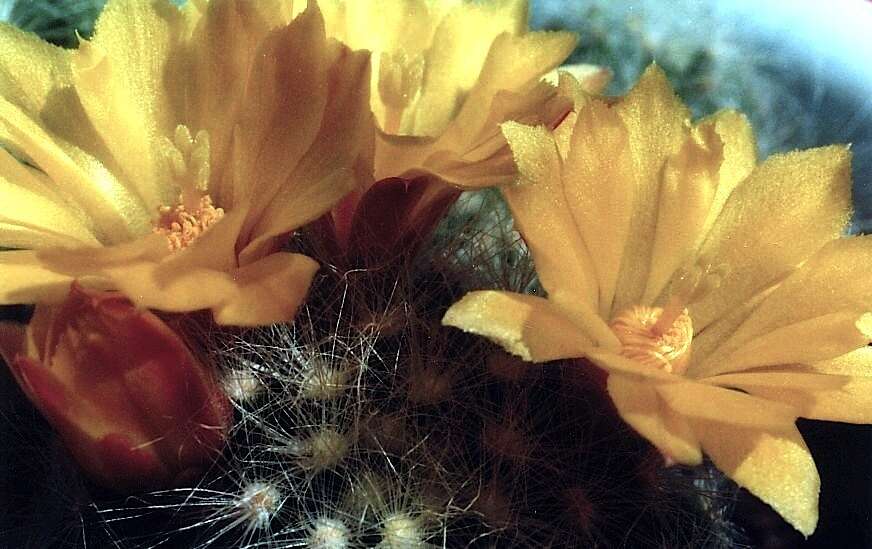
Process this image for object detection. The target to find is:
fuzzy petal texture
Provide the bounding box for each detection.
[70,0,184,209]
[643,124,724,304]
[185,0,297,205]
[610,65,691,313]
[0,0,371,326]
[690,146,852,331]
[695,236,872,377]
[693,420,819,537]
[807,346,872,376]
[560,100,635,317]
[442,290,594,362]
[501,122,599,316]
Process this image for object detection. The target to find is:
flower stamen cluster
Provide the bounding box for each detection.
[610,305,693,374]
[610,262,724,373]
[153,194,225,251]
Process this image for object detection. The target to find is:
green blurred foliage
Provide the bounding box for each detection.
[8,0,105,47]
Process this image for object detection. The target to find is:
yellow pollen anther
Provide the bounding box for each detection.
[153,194,224,251]
[610,306,693,374]
[152,125,220,250]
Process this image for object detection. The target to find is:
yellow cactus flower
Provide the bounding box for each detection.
[0,0,372,326]
[443,65,872,537]
[311,0,607,267]
[319,0,586,187]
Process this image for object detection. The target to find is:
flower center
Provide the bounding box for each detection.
[610,305,693,374]
[152,125,223,251]
[609,262,727,374]
[153,194,224,251]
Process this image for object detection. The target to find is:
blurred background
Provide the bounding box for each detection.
[1,0,871,546]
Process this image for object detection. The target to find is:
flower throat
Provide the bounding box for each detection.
[152,126,224,251]
[609,263,725,374]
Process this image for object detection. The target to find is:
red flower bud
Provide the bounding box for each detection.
[0,284,231,491]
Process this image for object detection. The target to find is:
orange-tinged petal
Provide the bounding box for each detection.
[243,169,358,264]
[432,29,577,144]
[213,252,319,326]
[186,0,295,206]
[233,4,331,228]
[465,82,570,165]
[95,249,317,326]
[705,371,872,424]
[561,100,635,316]
[606,375,702,465]
[692,419,818,537]
[702,312,872,376]
[378,80,569,188]
[409,0,531,136]
[643,125,723,304]
[655,381,797,428]
[102,261,238,313]
[350,0,574,186]
[374,79,571,188]
[691,145,852,331]
[0,0,355,331]
[500,122,600,317]
[442,290,595,362]
[242,42,372,263]
[398,143,521,188]
[611,64,691,312]
[585,349,678,382]
[693,110,757,241]
[696,236,872,376]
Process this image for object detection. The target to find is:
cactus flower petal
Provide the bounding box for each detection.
[444,64,872,536]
